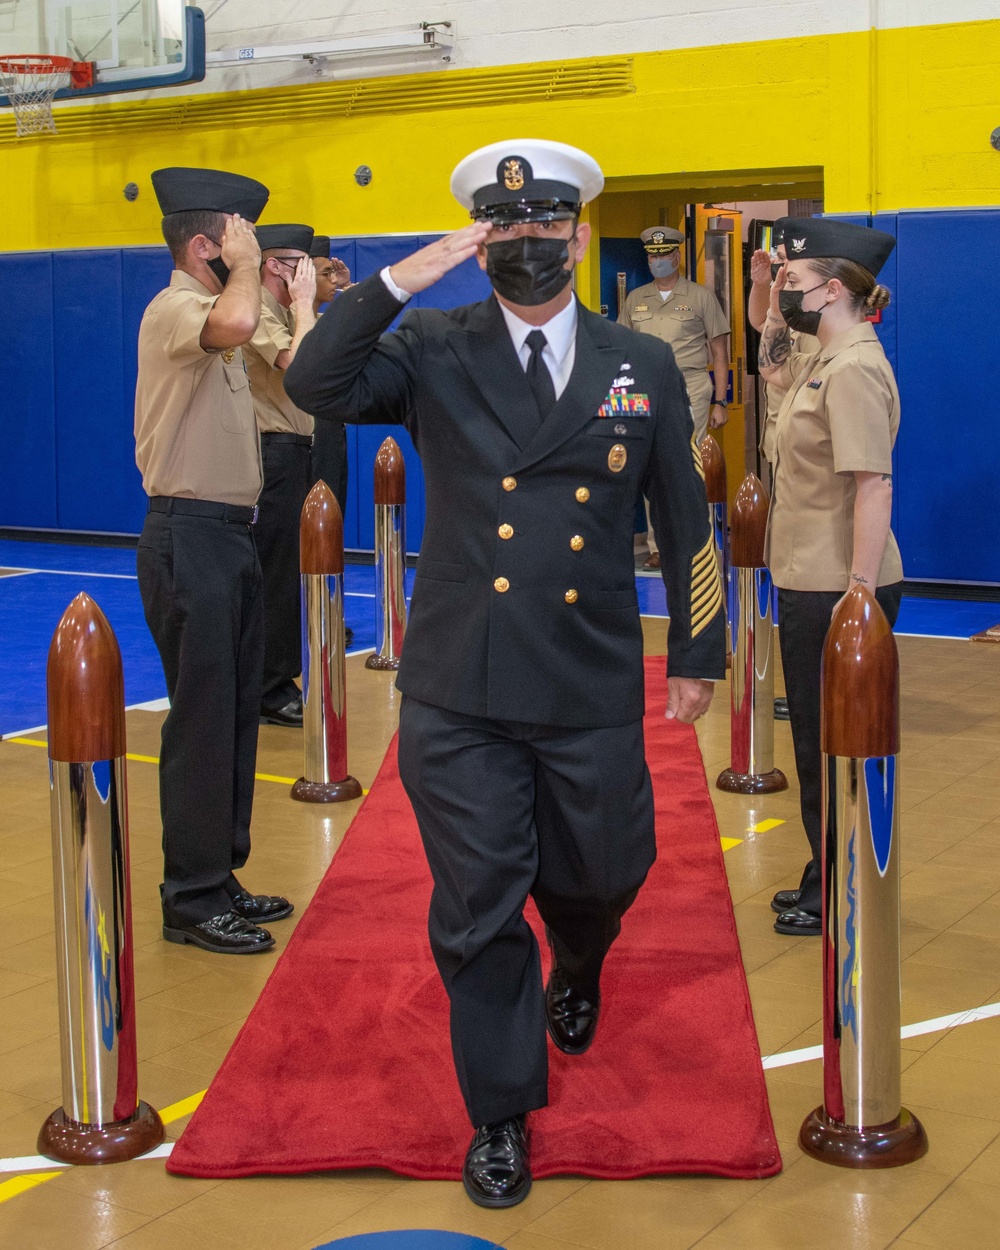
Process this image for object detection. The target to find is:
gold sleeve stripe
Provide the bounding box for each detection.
[690,534,723,638]
[691,580,724,636]
[691,433,705,481]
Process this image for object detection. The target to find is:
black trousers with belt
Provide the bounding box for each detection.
[777,582,903,916]
[310,418,349,515]
[256,433,312,710]
[397,695,657,1128]
[136,503,263,925]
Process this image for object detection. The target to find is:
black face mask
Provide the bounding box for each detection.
[485,234,574,306]
[206,255,231,287]
[778,282,828,335]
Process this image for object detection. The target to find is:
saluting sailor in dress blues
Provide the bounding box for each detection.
[285,138,726,1210]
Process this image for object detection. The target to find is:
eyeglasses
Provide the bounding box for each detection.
[270,256,302,268]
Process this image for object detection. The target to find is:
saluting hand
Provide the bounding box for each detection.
[221,213,261,271]
[288,256,317,306]
[666,676,714,724]
[330,256,352,290]
[768,261,788,316]
[749,248,773,286]
[389,222,493,296]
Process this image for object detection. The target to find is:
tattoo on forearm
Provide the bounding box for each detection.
[759,320,791,369]
[851,574,869,585]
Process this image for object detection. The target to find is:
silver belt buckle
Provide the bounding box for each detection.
[250,505,259,525]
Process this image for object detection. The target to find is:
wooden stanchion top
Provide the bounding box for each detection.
[374,437,406,505]
[730,473,769,568]
[699,434,727,505]
[300,480,344,575]
[47,592,125,762]
[821,586,900,758]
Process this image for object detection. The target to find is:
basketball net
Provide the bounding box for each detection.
[0,56,75,136]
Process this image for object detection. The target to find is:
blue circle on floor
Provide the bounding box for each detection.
[315,1235,501,1250]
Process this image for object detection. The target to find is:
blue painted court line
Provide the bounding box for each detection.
[0,539,139,578]
[895,596,1000,639]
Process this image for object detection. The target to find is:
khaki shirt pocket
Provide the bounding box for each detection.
[220,362,253,434]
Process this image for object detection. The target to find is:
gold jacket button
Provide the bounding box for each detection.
[575,487,590,503]
[498,524,513,540]
[564,588,579,604]
[502,476,517,491]
[494,577,510,593]
[570,535,584,551]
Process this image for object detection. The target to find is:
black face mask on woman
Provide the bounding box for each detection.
[485,233,575,306]
[778,281,828,336]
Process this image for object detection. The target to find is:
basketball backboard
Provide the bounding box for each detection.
[0,0,204,105]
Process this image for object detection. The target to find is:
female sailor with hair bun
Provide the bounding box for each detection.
[757,217,903,938]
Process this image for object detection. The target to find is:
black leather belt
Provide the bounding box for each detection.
[260,432,313,447]
[148,496,259,525]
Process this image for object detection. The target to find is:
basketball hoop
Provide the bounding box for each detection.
[0,55,93,137]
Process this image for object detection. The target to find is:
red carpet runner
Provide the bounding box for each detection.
[168,660,781,1181]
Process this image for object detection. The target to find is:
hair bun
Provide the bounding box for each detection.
[865,284,891,312]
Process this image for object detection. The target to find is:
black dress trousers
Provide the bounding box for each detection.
[777,582,903,916]
[136,511,264,925]
[397,695,657,1128]
[256,435,312,710]
[310,417,349,515]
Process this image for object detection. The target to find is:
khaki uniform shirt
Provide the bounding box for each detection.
[134,271,262,507]
[760,330,820,464]
[765,321,903,592]
[618,277,730,373]
[243,289,314,436]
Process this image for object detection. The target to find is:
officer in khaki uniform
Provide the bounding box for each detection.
[618,227,731,443]
[757,216,901,937]
[135,167,293,956]
[243,223,317,725]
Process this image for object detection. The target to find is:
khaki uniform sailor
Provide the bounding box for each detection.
[243,223,316,723]
[135,165,293,956]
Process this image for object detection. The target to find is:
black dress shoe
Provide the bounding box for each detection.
[545,967,600,1055]
[162,910,275,954]
[462,1116,531,1208]
[230,886,294,923]
[774,697,790,720]
[771,888,801,914]
[260,695,303,727]
[774,906,822,936]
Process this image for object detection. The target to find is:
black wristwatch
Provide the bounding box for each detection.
[713,398,728,407]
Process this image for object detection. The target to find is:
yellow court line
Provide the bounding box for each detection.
[0,1172,63,1205]
[750,818,786,834]
[6,738,298,787]
[720,836,743,852]
[160,1089,206,1124]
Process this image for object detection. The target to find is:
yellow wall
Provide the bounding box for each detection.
[2,17,999,285]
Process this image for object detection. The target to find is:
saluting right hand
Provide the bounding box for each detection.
[389,222,493,296]
[221,214,261,270]
[768,261,788,315]
[750,248,773,286]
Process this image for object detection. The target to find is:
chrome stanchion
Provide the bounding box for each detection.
[699,433,731,659]
[39,593,164,1165]
[366,436,407,672]
[717,473,787,795]
[291,481,362,804]
[800,586,928,1168]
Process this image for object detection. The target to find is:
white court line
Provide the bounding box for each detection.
[762,1000,1000,1070]
[3,999,1000,1175]
[0,566,138,580]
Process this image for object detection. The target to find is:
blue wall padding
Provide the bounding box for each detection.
[0,252,58,529]
[2,215,998,582]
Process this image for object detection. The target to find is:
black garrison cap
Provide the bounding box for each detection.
[309,235,331,259]
[151,167,269,221]
[776,217,896,277]
[255,224,314,254]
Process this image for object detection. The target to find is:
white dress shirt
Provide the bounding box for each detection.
[380,266,576,398]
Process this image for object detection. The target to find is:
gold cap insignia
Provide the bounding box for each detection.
[608,444,627,473]
[652,230,665,245]
[503,159,525,191]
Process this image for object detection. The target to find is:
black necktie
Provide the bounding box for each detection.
[525,329,557,423]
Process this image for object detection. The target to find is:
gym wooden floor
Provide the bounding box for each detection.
[2,616,1000,1249]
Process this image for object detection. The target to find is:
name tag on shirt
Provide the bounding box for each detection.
[634,304,648,312]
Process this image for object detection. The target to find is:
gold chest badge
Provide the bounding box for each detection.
[608,444,627,473]
[221,348,236,364]
[503,159,524,191]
